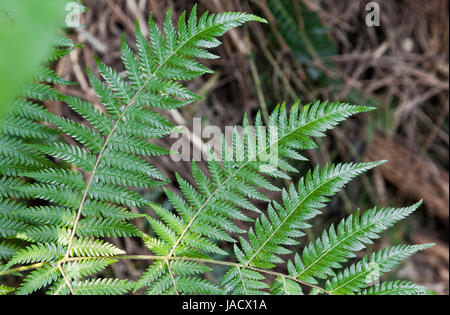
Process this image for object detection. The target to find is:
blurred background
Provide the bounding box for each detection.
[9,0,450,294]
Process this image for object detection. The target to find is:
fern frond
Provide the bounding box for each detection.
[9,99,56,122]
[87,182,151,208]
[0,5,433,296]
[0,217,30,238]
[325,244,433,295]
[21,82,63,101]
[135,260,166,292]
[176,276,222,295]
[16,263,59,295]
[35,66,75,86]
[99,149,165,180]
[0,116,59,139]
[0,136,53,168]
[139,259,222,295]
[292,202,423,284]
[22,169,85,191]
[236,162,384,268]
[13,183,81,208]
[0,158,40,177]
[145,102,374,270]
[47,258,117,295]
[357,281,434,296]
[0,241,20,260]
[82,199,144,221]
[29,142,96,171]
[16,225,71,244]
[10,206,75,227]
[222,267,268,295]
[270,276,303,295]
[69,238,125,257]
[62,258,117,281]
[0,177,26,198]
[0,285,15,295]
[70,278,134,295]
[9,243,65,266]
[77,218,142,238]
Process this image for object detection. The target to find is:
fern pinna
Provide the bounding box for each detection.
[0,6,433,296]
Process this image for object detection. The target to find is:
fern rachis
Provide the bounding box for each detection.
[0,6,434,296]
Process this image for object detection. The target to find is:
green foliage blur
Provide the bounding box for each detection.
[0,0,69,123]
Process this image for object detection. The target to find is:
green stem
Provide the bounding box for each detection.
[0,262,44,277]
[3,255,332,295]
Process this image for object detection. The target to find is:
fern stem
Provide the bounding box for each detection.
[282,276,289,295]
[0,262,44,277]
[165,258,179,295]
[56,260,75,295]
[1,255,331,294]
[57,254,332,295]
[237,266,248,294]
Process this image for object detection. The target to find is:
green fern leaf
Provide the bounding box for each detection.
[222,267,268,295]
[62,258,117,281]
[69,238,125,257]
[77,217,142,238]
[0,241,20,260]
[0,5,433,296]
[16,263,59,295]
[71,278,134,295]
[0,285,15,295]
[238,162,384,268]
[357,281,434,296]
[326,244,434,295]
[293,202,423,284]
[9,243,65,265]
[270,276,303,295]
